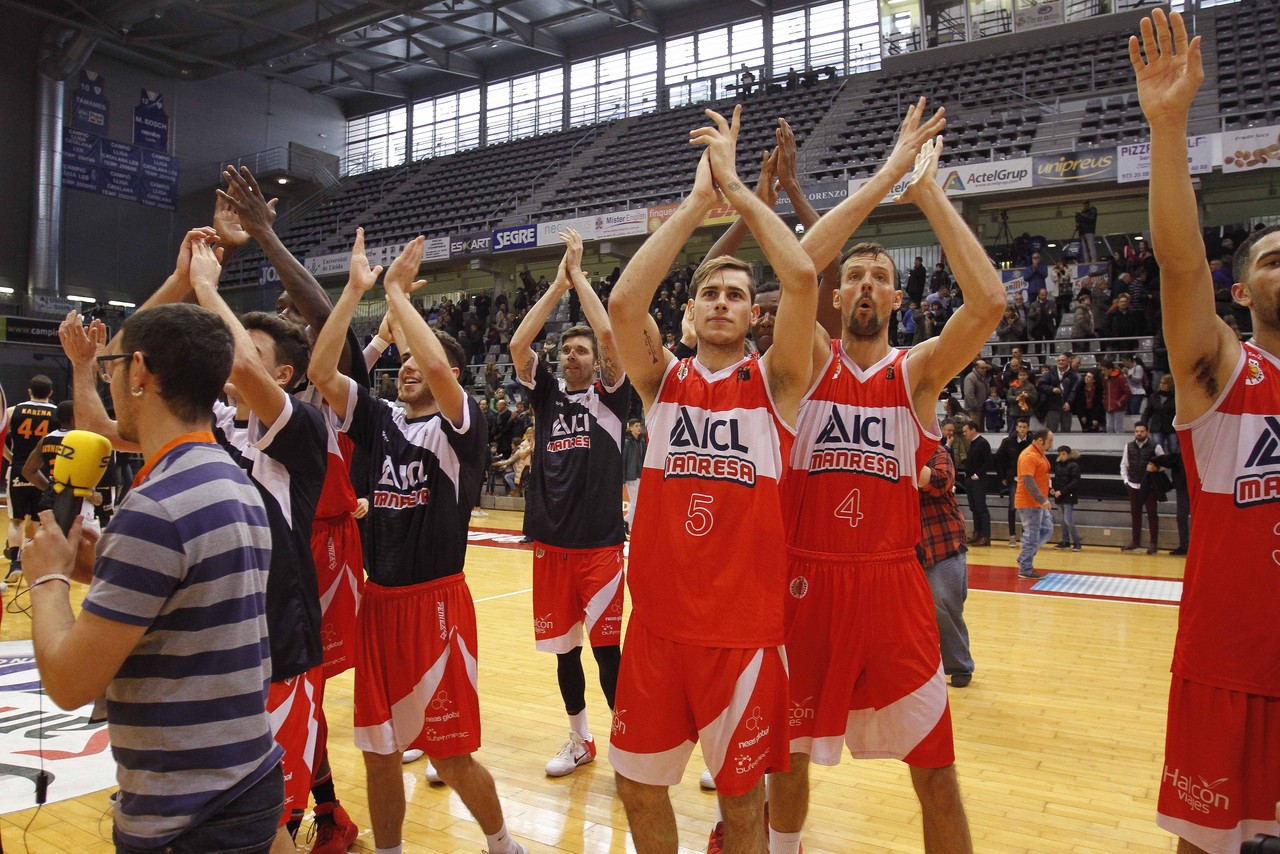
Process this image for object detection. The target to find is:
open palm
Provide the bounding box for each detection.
[1129,9,1203,124]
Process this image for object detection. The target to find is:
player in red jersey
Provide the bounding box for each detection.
[607,106,818,853]
[766,99,1005,854]
[1132,11,1280,852]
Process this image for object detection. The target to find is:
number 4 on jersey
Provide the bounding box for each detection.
[835,488,864,527]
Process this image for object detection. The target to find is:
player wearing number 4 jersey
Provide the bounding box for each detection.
[1131,11,1280,852]
[607,105,818,853]
[765,99,1006,854]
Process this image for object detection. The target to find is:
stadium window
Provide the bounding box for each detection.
[773,2,848,79]
[569,44,657,126]
[925,0,969,45]
[343,106,406,176]
[968,0,1011,38]
[408,88,481,162]
[666,19,763,106]
[487,69,564,146]
[848,0,883,72]
[881,0,921,56]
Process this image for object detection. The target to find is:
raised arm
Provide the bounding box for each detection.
[1131,10,1236,421]
[510,246,574,384]
[58,313,140,453]
[363,312,394,372]
[692,106,817,425]
[902,138,1006,420]
[220,166,358,375]
[309,228,383,422]
[608,153,719,409]
[562,229,625,388]
[385,236,466,426]
[187,240,290,427]
[703,147,779,263]
[801,98,946,273]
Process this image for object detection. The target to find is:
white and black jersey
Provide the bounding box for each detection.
[213,397,326,681]
[339,378,486,587]
[521,355,629,549]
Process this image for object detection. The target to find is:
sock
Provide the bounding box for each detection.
[484,823,513,853]
[569,709,590,740]
[311,778,336,806]
[375,846,403,854]
[769,828,803,854]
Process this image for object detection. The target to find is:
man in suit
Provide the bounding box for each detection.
[961,421,993,546]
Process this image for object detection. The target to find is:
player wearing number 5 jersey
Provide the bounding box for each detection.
[766,99,1006,854]
[607,105,818,853]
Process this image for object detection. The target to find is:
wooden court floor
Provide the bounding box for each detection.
[0,508,1185,853]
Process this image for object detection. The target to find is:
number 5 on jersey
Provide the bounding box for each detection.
[686,493,715,537]
[835,488,864,527]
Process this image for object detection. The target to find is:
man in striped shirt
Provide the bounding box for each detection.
[25,303,283,853]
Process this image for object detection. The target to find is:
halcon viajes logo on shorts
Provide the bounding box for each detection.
[1163,766,1230,815]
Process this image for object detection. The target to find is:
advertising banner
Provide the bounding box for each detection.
[940,158,1034,196]
[1032,148,1117,185]
[423,236,451,262]
[304,253,353,278]
[492,224,538,252]
[775,180,849,215]
[133,89,169,152]
[647,204,680,233]
[1221,126,1280,173]
[71,69,108,133]
[0,317,65,346]
[591,209,648,238]
[450,231,492,258]
[1001,268,1027,300]
[1014,0,1062,31]
[846,173,916,206]
[1117,135,1214,183]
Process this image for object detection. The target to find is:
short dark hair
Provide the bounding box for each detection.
[962,420,979,432]
[119,304,234,423]
[1016,416,1030,426]
[433,329,467,372]
[28,374,53,399]
[1031,427,1052,443]
[55,400,74,428]
[560,324,598,359]
[1233,223,1280,284]
[839,242,898,283]
[240,312,311,391]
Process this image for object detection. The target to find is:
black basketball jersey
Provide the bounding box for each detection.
[8,400,57,487]
[521,355,629,549]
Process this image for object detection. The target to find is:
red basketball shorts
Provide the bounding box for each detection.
[352,574,482,759]
[608,617,790,798]
[267,665,324,825]
[532,542,624,653]
[1156,676,1280,853]
[785,547,954,768]
[312,513,364,679]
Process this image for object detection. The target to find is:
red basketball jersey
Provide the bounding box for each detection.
[783,343,938,555]
[296,385,359,520]
[628,354,793,648]
[1174,341,1280,696]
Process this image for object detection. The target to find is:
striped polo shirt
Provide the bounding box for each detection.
[81,436,280,849]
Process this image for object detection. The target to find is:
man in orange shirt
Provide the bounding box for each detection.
[1013,428,1055,579]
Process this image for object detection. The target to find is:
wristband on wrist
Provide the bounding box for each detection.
[371,335,391,352]
[30,573,71,591]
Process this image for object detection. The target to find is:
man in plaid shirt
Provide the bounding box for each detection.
[916,442,976,688]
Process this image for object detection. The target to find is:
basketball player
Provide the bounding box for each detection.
[606,106,818,853]
[509,228,628,777]
[5,374,57,577]
[308,234,528,854]
[766,99,1004,854]
[1131,10,1280,852]
[217,166,365,848]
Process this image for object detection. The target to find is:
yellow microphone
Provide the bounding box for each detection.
[51,430,112,534]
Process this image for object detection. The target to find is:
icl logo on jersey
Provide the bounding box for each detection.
[809,404,902,482]
[663,406,756,486]
[1235,415,1280,507]
[546,412,592,453]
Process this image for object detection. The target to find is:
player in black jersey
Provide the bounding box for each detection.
[5,374,57,578]
[309,232,529,854]
[510,228,631,779]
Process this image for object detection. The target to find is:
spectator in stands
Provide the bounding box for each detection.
[494,397,515,456]
[1026,252,1049,300]
[511,400,532,439]
[996,306,1026,353]
[1210,260,1234,316]
[1099,358,1130,433]
[785,67,799,89]
[930,261,951,294]
[1051,258,1074,317]
[910,301,928,345]
[983,386,1004,433]
[1072,369,1105,432]
[1005,367,1037,429]
[1122,353,1149,416]
[925,283,953,313]
[907,257,927,304]
[1073,291,1095,350]
[479,397,497,442]
[927,300,950,337]
[1104,292,1147,350]
[961,421,992,546]
[739,65,756,95]
[1109,249,1127,288]
[499,427,534,497]
[917,442,975,688]
[622,418,645,533]
[1076,201,1099,262]
[1137,371,1175,454]
[898,301,916,343]
[1001,347,1034,387]
[962,361,991,423]
[1120,423,1165,555]
[495,309,513,344]
[1051,445,1083,551]
[1011,291,1029,327]
[1152,444,1188,556]
[997,418,1032,547]
[1038,353,1079,433]
[1027,289,1059,354]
